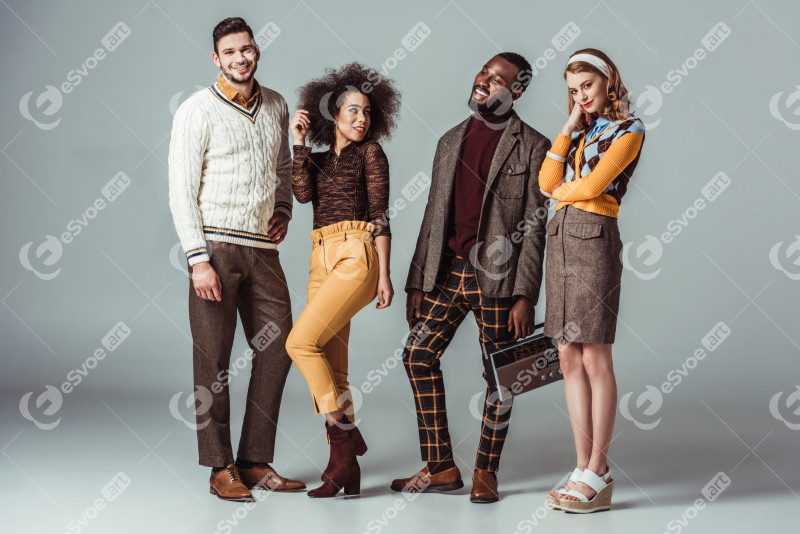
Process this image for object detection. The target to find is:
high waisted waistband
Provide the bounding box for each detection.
[310,220,376,247]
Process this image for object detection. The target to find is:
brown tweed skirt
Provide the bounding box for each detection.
[543,205,623,344]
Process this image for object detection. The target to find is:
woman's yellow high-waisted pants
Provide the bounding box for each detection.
[285,220,379,415]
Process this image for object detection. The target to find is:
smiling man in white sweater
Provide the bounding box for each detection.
[168,17,304,502]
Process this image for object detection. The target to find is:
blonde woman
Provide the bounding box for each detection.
[538,48,646,513]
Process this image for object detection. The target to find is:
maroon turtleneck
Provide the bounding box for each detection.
[446,108,513,259]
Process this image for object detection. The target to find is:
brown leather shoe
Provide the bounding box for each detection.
[390,465,464,493]
[209,465,254,502]
[470,468,499,503]
[237,463,306,492]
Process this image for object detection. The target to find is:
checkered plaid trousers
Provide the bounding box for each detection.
[403,252,517,472]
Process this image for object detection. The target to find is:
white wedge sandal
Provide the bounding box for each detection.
[546,468,583,509]
[556,468,613,513]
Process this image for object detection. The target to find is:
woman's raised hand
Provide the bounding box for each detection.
[290,109,310,146]
[561,102,592,137]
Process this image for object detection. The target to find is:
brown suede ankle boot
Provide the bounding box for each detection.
[308,418,364,498]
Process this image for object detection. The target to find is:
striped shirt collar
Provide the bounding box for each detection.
[216,73,261,110]
[586,114,636,133]
[585,115,611,138]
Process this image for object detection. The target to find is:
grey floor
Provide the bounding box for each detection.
[3,368,797,533]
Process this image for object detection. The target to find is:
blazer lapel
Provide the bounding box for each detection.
[483,112,521,205]
[438,115,472,206]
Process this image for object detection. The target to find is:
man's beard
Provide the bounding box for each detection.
[222,61,257,84]
[467,88,511,115]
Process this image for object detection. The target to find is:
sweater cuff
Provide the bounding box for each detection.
[371,218,392,239]
[293,144,311,155]
[548,134,572,158]
[273,203,293,220]
[186,247,210,266]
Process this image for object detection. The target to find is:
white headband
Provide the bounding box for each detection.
[568,53,610,78]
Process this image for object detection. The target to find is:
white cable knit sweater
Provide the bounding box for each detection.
[168,81,293,266]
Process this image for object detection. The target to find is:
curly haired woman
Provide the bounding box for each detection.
[538,48,646,513]
[284,62,401,498]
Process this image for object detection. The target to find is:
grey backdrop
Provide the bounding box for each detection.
[2,1,798,533]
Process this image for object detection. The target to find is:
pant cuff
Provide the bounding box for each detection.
[198,455,235,468]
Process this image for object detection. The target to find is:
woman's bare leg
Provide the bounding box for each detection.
[562,342,616,500]
[558,339,593,492]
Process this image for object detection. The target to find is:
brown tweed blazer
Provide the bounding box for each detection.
[405,110,550,303]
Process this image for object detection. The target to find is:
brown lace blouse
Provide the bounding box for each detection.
[292,140,391,238]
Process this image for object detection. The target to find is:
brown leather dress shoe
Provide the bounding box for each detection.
[237,463,306,492]
[470,468,499,503]
[390,465,464,493]
[209,465,255,502]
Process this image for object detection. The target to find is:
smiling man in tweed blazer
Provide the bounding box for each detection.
[390,52,550,504]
